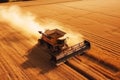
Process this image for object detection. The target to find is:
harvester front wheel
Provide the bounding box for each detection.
[38,39,44,45]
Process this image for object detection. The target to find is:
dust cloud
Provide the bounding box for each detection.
[0,5,84,46]
[0,5,44,37]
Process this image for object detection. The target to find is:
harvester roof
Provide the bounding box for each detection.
[45,29,66,39]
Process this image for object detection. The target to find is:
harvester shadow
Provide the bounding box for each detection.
[21,43,56,74]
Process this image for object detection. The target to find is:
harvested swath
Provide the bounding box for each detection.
[81,54,119,72]
[0,42,36,80]
[88,46,120,69]
[75,55,119,79]
[66,58,109,80]
[0,55,11,80]
[55,64,88,80]
[115,72,120,79]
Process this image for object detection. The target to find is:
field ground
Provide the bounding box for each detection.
[0,0,120,80]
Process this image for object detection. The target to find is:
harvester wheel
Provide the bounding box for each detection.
[50,46,55,52]
[46,43,51,49]
[38,39,44,45]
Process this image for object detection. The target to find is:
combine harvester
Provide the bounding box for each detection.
[38,29,90,65]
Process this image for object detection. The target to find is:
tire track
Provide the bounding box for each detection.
[75,55,119,80]
[65,58,109,80]
[78,54,119,72]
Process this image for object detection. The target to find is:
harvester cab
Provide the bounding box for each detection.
[38,29,68,52]
[38,29,90,65]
